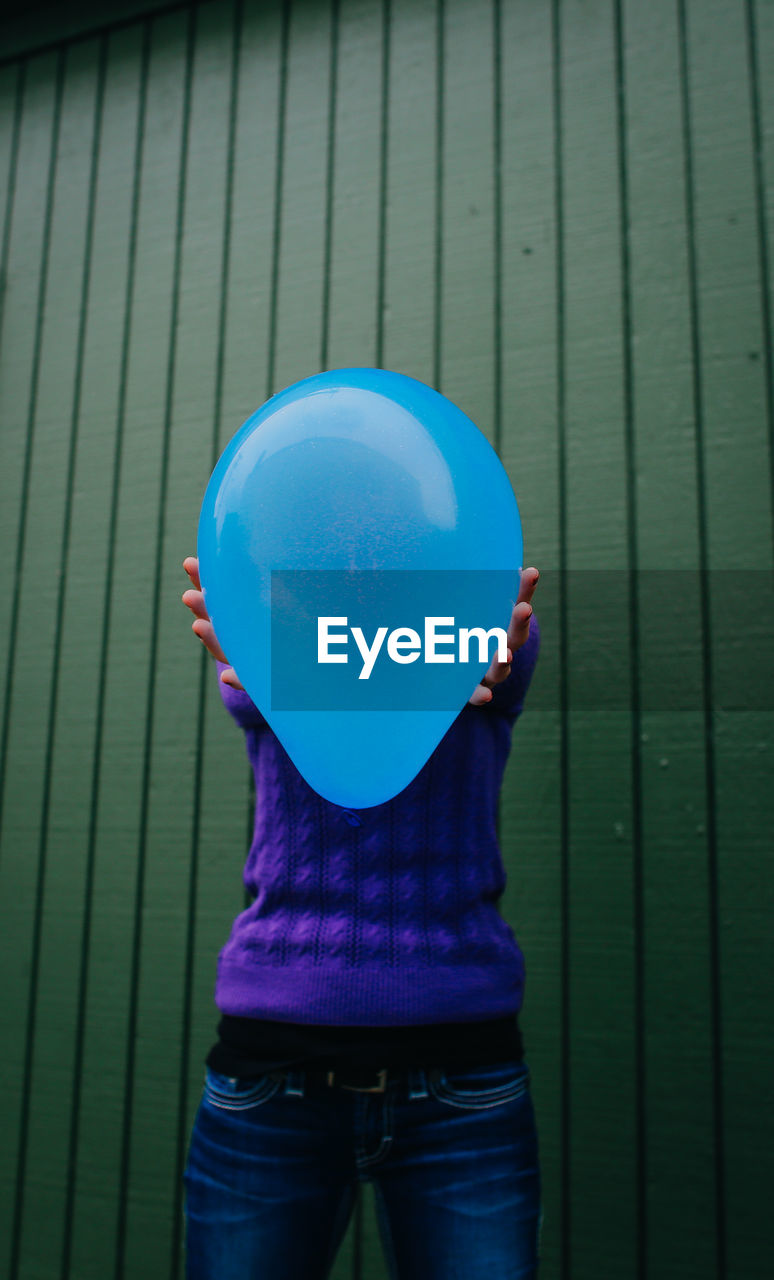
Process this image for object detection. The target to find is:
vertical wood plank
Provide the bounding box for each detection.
[218,0,283,429]
[325,0,383,370]
[496,2,562,1275]
[0,49,61,797]
[0,44,66,1280]
[622,2,716,1276]
[560,2,638,1277]
[749,0,774,535]
[381,0,436,386]
[271,0,332,392]
[0,62,23,347]
[438,0,495,436]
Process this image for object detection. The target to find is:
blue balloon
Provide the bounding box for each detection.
[197,368,523,807]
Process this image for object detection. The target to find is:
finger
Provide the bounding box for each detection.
[468,683,494,706]
[182,587,210,621]
[191,617,230,665]
[220,667,245,691]
[506,600,533,653]
[183,556,201,592]
[480,647,513,690]
[515,567,539,607]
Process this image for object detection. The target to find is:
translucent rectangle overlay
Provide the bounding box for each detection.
[269,569,773,713]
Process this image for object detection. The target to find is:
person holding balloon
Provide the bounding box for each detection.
[181,370,543,1279]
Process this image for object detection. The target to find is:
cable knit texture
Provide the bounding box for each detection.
[213,619,540,1025]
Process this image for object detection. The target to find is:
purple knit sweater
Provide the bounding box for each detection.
[213,619,540,1026]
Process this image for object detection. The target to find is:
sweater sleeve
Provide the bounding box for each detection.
[215,660,267,730]
[486,613,541,724]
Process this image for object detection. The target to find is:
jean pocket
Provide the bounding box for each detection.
[427,1059,531,1110]
[203,1065,282,1112]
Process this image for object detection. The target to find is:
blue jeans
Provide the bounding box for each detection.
[183,1059,542,1279]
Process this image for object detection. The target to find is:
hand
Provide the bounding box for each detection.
[467,567,539,707]
[182,557,244,689]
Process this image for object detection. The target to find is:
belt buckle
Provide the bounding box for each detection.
[326,1068,388,1094]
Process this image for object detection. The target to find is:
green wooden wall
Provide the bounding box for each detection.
[0,1,772,1277]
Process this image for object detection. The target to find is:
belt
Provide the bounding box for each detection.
[324,1067,389,1093]
[268,1066,391,1093]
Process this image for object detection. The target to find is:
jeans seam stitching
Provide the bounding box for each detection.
[428,1082,528,1109]
[355,1094,394,1170]
[203,1080,282,1110]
